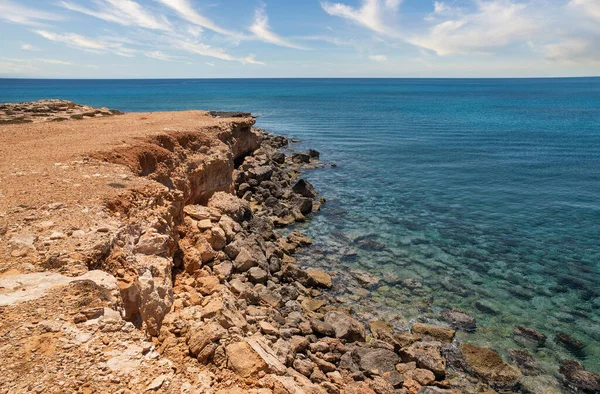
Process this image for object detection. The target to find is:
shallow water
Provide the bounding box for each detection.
[2,78,599,379]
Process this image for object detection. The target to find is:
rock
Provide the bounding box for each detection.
[305,268,333,288]
[259,321,279,336]
[292,152,311,164]
[271,151,285,164]
[310,318,336,337]
[246,336,287,375]
[291,336,310,353]
[184,205,221,221]
[292,179,318,198]
[401,341,446,379]
[474,300,499,315]
[324,311,366,342]
[394,333,422,348]
[411,324,455,344]
[293,359,314,377]
[197,219,213,230]
[146,374,167,391]
[458,343,522,389]
[369,321,398,346]
[197,275,220,295]
[350,270,381,289]
[508,349,542,375]
[133,231,170,256]
[513,326,547,347]
[226,341,268,378]
[248,267,268,284]
[301,298,326,312]
[136,256,173,336]
[250,165,273,182]
[208,192,251,222]
[554,333,585,353]
[439,309,476,332]
[559,360,600,393]
[406,368,435,386]
[417,388,457,394]
[234,247,261,272]
[353,347,402,387]
[308,149,320,159]
[213,261,233,280]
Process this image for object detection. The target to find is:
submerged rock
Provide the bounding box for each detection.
[411,323,455,344]
[456,343,522,390]
[439,309,476,332]
[559,360,600,393]
[508,349,543,376]
[554,333,585,354]
[513,325,547,347]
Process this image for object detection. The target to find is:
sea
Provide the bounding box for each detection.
[1,78,599,380]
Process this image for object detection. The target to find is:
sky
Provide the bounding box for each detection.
[0,0,599,78]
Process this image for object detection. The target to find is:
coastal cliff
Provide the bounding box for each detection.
[0,101,598,394]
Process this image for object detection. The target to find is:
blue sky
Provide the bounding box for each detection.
[0,0,598,78]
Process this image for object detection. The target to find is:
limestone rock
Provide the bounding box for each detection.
[401,341,446,379]
[292,179,317,198]
[411,323,455,344]
[306,268,333,288]
[324,311,366,342]
[226,341,268,378]
[458,343,522,389]
[137,255,173,336]
[208,192,251,222]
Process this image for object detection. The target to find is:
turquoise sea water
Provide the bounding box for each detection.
[2,78,599,380]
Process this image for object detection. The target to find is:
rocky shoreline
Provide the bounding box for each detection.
[0,103,598,394]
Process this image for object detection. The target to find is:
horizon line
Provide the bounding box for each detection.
[1,76,599,81]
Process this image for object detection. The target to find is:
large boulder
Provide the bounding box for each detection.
[136,255,173,336]
[352,347,403,387]
[458,343,522,389]
[411,323,455,344]
[324,311,366,342]
[208,192,251,222]
[559,360,600,393]
[187,321,227,363]
[292,179,318,198]
[400,341,446,379]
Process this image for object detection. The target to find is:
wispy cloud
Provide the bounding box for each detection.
[33,30,136,57]
[60,0,171,31]
[321,0,399,36]
[21,43,40,51]
[409,0,537,56]
[0,0,63,26]
[369,54,388,62]
[171,39,264,65]
[144,50,177,61]
[544,38,600,64]
[155,0,236,36]
[249,4,307,50]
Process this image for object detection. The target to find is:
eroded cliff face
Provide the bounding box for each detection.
[89,119,262,335]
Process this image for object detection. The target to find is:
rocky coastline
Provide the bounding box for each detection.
[0,101,598,394]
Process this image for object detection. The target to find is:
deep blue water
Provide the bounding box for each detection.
[2,78,599,382]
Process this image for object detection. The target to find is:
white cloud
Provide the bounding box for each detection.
[60,0,171,31]
[21,44,40,51]
[171,39,264,65]
[321,0,399,35]
[145,51,177,61]
[249,5,307,49]
[569,0,600,21]
[0,0,63,26]
[369,54,388,62]
[155,0,236,36]
[409,0,538,56]
[33,30,136,57]
[205,62,215,67]
[544,38,600,64]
